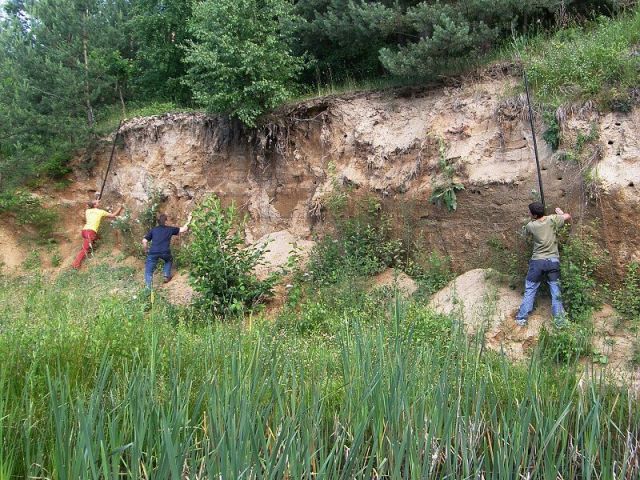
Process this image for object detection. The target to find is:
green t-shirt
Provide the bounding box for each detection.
[525,214,565,260]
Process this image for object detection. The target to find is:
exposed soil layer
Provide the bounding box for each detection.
[1,70,638,330]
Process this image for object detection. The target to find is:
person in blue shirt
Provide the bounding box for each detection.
[142,213,191,288]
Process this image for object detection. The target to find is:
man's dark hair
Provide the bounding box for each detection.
[87,199,99,208]
[528,202,545,219]
[158,213,168,226]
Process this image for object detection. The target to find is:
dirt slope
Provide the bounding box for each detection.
[430,268,638,383]
[2,67,639,283]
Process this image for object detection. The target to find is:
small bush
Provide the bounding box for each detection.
[139,190,165,231]
[429,137,464,212]
[111,208,145,258]
[405,251,454,296]
[542,111,561,151]
[188,195,279,316]
[430,183,465,212]
[613,262,640,322]
[308,197,404,285]
[50,251,62,267]
[111,192,167,258]
[560,234,603,323]
[403,304,453,351]
[540,324,592,363]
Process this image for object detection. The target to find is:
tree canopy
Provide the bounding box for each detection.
[0,0,632,189]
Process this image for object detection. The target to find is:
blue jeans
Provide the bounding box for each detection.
[516,258,566,325]
[145,253,172,288]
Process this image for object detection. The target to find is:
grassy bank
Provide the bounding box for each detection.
[519,6,640,110]
[1,265,639,479]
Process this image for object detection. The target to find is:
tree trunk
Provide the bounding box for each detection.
[83,7,94,128]
[118,82,126,119]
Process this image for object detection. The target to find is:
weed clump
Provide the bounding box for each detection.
[613,262,640,322]
[559,233,604,323]
[308,195,404,286]
[429,137,464,212]
[540,323,592,363]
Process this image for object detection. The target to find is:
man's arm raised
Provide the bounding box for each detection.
[555,207,571,222]
[179,213,192,234]
[106,205,124,219]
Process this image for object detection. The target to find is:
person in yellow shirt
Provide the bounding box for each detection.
[72,198,123,269]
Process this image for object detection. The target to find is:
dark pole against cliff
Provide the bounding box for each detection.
[99,120,123,200]
[523,70,546,211]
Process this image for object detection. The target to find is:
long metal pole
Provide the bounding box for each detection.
[99,120,123,200]
[523,70,545,211]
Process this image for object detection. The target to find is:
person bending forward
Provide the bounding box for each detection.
[516,202,571,327]
[72,198,123,269]
[142,213,191,288]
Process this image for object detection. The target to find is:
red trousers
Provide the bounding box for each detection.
[72,229,98,269]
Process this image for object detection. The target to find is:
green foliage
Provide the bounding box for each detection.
[1,266,639,478]
[184,0,305,126]
[279,279,392,335]
[293,0,401,84]
[110,189,167,258]
[429,138,464,212]
[403,301,453,350]
[378,0,609,80]
[50,251,62,268]
[129,0,194,104]
[430,183,465,212]
[540,323,592,363]
[575,123,599,153]
[522,8,640,107]
[41,147,73,180]
[0,190,57,237]
[139,190,165,231]
[542,111,561,151]
[21,250,41,271]
[405,251,454,296]
[308,196,404,285]
[293,0,624,85]
[110,208,141,258]
[560,234,603,323]
[188,195,278,315]
[613,262,640,322]
[0,0,136,189]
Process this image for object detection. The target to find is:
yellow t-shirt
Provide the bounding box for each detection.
[83,208,109,232]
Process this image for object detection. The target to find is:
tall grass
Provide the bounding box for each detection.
[518,6,640,108]
[1,267,639,478]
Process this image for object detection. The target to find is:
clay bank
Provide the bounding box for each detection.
[2,69,639,276]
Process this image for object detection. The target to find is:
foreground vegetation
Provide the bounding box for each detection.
[1,259,639,479]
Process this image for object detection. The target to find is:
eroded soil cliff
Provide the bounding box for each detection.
[2,68,639,279]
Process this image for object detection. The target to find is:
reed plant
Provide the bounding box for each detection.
[1,266,639,479]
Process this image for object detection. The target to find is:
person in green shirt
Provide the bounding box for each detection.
[515,201,572,327]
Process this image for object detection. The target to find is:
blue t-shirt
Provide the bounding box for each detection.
[144,226,180,254]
